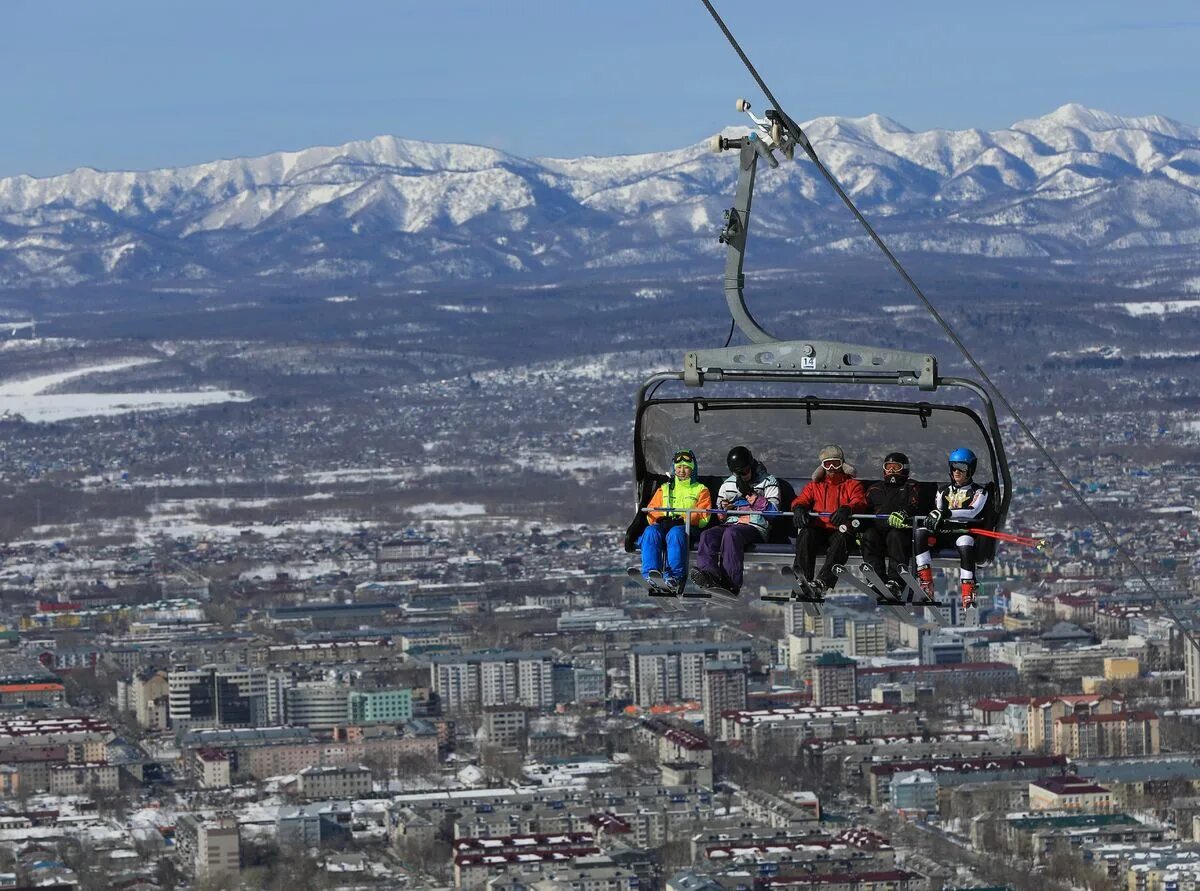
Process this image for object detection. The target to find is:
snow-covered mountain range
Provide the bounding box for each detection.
[2,104,1199,290]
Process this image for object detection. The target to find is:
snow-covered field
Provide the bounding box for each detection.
[403,502,485,517]
[0,358,253,421]
[1118,299,1200,317]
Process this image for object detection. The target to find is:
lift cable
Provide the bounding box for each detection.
[698,0,1195,648]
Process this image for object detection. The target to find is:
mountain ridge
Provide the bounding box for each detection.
[2,104,1199,290]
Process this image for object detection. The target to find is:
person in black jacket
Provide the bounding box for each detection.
[861,452,922,593]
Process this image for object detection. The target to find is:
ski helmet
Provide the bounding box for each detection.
[947,447,977,479]
[883,451,910,485]
[727,445,755,474]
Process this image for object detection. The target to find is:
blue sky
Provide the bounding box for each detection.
[4,0,1199,178]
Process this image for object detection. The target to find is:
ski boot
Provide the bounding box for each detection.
[916,565,936,601]
[960,579,977,609]
[883,579,906,605]
[790,572,826,603]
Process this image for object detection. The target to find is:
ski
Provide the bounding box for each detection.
[896,566,947,608]
[834,563,896,603]
[858,563,911,606]
[627,566,682,600]
[647,570,683,597]
[780,567,825,617]
[893,567,947,626]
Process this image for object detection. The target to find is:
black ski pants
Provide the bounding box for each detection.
[861,522,912,585]
[794,526,853,588]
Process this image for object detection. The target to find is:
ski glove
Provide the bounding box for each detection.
[793,507,809,530]
[926,509,943,531]
[830,506,853,528]
[888,511,909,529]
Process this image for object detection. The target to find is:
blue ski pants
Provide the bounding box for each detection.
[639,522,689,580]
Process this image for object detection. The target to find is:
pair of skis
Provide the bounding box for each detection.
[836,562,944,609]
[626,567,739,602]
[783,562,946,610]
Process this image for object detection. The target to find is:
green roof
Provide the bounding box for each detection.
[1008,813,1141,831]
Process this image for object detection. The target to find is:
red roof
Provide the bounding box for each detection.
[453,832,593,850]
[1032,775,1111,795]
[706,828,892,859]
[588,813,631,833]
[974,696,1032,710]
[642,718,710,751]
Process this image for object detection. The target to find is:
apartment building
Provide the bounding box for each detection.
[430,650,554,713]
[1053,711,1161,757]
[628,641,753,707]
[168,664,269,730]
[702,661,747,738]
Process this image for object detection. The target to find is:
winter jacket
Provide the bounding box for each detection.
[865,478,922,518]
[647,477,712,529]
[937,481,988,525]
[715,461,780,537]
[792,469,868,530]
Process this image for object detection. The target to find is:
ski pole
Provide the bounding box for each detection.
[914,522,1049,552]
[954,527,1048,550]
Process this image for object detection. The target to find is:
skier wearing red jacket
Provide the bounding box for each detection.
[790,444,867,596]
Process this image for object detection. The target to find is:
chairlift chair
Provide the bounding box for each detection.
[624,101,1012,588]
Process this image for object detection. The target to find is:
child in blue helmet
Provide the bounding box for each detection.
[640,449,712,588]
[914,447,989,608]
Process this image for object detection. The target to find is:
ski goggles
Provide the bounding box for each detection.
[950,462,971,473]
[821,458,843,470]
[883,462,906,474]
[672,450,696,465]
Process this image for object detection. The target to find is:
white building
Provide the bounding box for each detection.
[628,642,754,707]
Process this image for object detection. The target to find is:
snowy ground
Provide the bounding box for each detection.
[0,357,252,421]
[1118,299,1200,316]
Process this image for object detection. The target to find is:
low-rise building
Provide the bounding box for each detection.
[47,762,119,795]
[868,755,1068,806]
[194,747,232,789]
[277,802,353,849]
[176,813,240,879]
[1028,775,1114,812]
[722,704,918,754]
[297,764,372,800]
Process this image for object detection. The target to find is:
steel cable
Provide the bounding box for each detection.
[698,0,1197,652]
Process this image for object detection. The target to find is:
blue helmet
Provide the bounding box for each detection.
[948,447,977,479]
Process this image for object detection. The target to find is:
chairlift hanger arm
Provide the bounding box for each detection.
[708,107,938,390]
